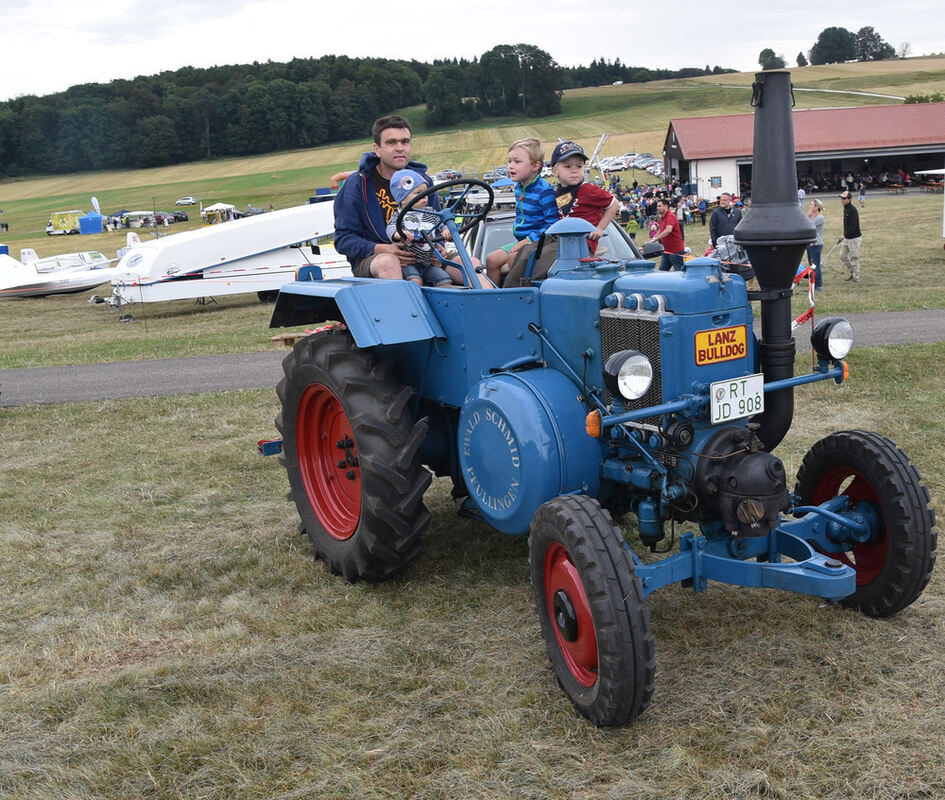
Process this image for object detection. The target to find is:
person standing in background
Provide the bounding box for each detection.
[806,198,825,290]
[709,192,742,249]
[838,190,862,282]
[650,198,685,271]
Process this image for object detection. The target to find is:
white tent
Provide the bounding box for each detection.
[201,202,238,224]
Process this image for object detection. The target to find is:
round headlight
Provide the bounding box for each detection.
[604,350,653,400]
[811,317,854,361]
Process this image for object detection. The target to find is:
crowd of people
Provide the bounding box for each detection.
[798,167,921,196]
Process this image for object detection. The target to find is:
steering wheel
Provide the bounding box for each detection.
[395,178,494,241]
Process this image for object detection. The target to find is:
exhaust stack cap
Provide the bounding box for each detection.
[734,70,815,290]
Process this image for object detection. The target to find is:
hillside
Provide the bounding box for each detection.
[1,56,943,247]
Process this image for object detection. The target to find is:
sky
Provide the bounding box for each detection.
[1,0,943,102]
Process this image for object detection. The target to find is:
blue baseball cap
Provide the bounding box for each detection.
[390,169,427,204]
[551,141,587,166]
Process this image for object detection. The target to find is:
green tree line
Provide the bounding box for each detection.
[760,26,906,71]
[0,47,730,177]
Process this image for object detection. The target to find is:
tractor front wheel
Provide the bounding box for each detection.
[795,430,937,617]
[276,329,431,581]
[529,495,655,726]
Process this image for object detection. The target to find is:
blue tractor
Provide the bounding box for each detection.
[266,72,936,725]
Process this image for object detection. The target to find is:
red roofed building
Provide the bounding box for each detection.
[663,103,945,199]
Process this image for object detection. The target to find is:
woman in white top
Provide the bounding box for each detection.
[807,198,825,290]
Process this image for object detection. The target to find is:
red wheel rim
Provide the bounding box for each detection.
[543,542,598,687]
[296,384,361,539]
[813,465,888,585]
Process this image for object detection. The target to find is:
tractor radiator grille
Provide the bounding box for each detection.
[599,309,663,412]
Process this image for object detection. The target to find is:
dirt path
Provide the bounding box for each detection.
[3,309,945,408]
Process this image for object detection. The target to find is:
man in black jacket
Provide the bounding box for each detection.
[709,193,742,249]
[839,190,862,282]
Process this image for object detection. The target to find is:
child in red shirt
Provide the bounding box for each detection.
[550,141,618,255]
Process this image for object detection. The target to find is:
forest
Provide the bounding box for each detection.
[0,46,733,177]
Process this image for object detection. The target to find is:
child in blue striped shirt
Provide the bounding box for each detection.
[485,137,558,285]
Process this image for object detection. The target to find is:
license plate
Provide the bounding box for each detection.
[710,373,765,424]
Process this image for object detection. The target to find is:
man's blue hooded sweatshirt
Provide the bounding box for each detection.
[333,152,441,268]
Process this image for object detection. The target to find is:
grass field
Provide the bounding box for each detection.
[1,56,944,799]
[1,343,943,799]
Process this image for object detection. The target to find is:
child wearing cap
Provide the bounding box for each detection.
[386,169,453,287]
[550,141,618,255]
[386,169,490,288]
[484,137,558,285]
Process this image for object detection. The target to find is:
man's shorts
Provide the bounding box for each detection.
[354,255,378,278]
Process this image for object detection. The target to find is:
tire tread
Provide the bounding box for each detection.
[795,429,936,617]
[277,330,430,582]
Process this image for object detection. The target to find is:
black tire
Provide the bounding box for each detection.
[529,495,655,726]
[257,290,279,303]
[795,430,937,617]
[276,329,431,582]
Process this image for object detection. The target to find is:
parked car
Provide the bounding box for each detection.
[483,167,510,182]
[606,157,632,172]
[154,211,177,225]
[434,169,463,182]
[171,210,189,222]
[176,196,197,206]
[461,209,645,270]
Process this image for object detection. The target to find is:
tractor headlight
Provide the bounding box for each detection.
[604,350,653,400]
[811,317,854,361]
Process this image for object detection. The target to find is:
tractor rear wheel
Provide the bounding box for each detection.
[529,495,655,726]
[276,329,431,582]
[795,430,937,617]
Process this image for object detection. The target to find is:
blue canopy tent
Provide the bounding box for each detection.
[78,210,104,235]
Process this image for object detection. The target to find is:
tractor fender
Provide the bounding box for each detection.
[269,277,445,348]
[458,368,602,535]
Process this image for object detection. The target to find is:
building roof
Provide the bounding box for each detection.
[666,103,945,161]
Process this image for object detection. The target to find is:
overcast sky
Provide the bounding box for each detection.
[1,0,942,102]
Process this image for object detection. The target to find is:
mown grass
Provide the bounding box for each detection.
[1,192,942,369]
[1,341,942,799]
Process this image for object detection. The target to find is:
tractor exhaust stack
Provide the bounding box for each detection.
[734,70,815,450]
